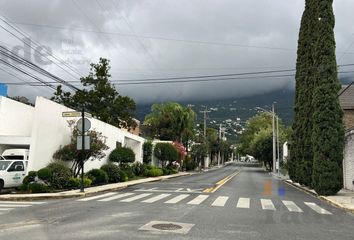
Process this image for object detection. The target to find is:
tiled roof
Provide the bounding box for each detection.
[339,85,354,109]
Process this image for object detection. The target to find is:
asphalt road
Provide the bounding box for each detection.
[0,162,354,240]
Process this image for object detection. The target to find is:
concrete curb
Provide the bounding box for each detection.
[0,172,192,201]
[284,179,354,214]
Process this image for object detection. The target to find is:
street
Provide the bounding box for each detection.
[0,163,353,240]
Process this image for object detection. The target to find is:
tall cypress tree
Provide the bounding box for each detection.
[311,0,344,195]
[290,0,315,185]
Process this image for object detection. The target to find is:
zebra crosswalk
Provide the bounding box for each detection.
[0,201,47,215]
[76,192,333,215]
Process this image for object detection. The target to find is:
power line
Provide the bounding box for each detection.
[7,21,300,52]
[0,46,79,90]
[0,16,84,79]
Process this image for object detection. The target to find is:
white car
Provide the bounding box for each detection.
[0,159,27,192]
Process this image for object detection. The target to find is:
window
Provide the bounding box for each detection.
[7,161,24,172]
[0,161,11,171]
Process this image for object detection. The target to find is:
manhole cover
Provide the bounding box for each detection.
[152,223,183,230]
[139,221,195,234]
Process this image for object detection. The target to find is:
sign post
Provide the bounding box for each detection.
[62,109,91,192]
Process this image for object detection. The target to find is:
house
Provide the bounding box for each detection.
[0,96,144,172]
[339,85,354,129]
[339,85,354,191]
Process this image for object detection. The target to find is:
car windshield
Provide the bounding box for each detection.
[2,155,24,160]
[0,161,12,171]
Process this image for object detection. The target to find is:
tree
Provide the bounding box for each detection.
[144,102,196,145]
[109,147,135,164]
[250,129,273,170]
[238,113,273,155]
[53,126,109,177]
[190,143,208,165]
[52,58,137,130]
[143,141,153,164]
[311,0,344,195]
[290,0,316,185]
[153,143,179,167]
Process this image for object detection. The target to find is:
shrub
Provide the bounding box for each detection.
[101,163,121,183]
[47,162,72,189]
[154,143,179,166]
[131,162,147,176]
[66,177,81,189]
[162,166,178,175]
[119,164,135,179]
[109,147,135,164]
[23,171,37,184]
[87,169,108,185]
[83,177,92,187]
[37,167,53,183]
[144,166,163,177]
[143,141,153,164]
[118,170,128,182]
[28,183,51,193]
[183,157,197,171]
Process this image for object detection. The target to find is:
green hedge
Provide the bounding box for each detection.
[87,169,109,185]
[144,166,163,177]
[101,163,121,183]
[28,183,51,193]
[46,162,72,189]
[109,147,135,164]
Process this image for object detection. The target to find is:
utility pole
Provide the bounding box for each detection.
[276,115,280,177]
[272,103,276,173]
[200,108,210,141]
[80,107,85,192]
[199,108,210,168]
[218,124,222,166]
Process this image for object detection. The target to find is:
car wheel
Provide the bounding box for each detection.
[0,180,4,193]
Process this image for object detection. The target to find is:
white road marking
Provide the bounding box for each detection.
[121,193,153,202]
[164,194,190,204]
[211,196,229,207]
[236,198,250,208]
[77,192,117,202]
[98,193,135,202]
[142,194,171,203]
[0,201,46,205]
[260,199,276,210]
[187,195,209,205]
[304,202,332,215]
[0,204,31,208]
[0,208,14,211]
[282,200,303,212]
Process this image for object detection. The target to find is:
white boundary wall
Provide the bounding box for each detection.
[1,96,144,172]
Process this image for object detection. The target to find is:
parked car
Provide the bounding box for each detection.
[0,149,29,192]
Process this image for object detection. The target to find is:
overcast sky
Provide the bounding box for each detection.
[0,0,354,103]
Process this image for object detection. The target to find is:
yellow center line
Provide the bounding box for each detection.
[203,170,241,193]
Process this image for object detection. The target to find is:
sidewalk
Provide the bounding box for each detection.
[0,172,192,201]
[284,179,354,213]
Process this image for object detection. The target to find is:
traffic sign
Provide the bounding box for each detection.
[62,111,92,118]
[77,135,90,150]
[77,118,91,133]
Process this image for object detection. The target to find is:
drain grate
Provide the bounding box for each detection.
[152,223,183,231]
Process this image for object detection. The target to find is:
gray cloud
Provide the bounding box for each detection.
[0,0,354,103]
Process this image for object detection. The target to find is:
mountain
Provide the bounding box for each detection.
[135,88,295,142]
